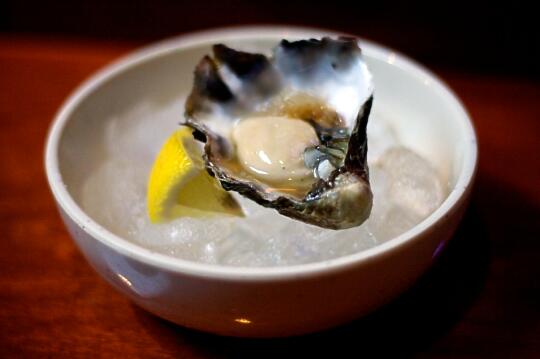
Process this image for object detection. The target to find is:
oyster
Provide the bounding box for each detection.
[184,37,374,229]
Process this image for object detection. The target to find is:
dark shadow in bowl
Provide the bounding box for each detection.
[132,191,494,357]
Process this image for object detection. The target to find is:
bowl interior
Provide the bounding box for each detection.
[51,29,476,272]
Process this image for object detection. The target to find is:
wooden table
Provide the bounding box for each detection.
[1,36,539,358]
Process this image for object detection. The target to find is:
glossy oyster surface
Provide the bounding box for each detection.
[184,37,374,229]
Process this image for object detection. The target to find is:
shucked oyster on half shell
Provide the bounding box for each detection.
[184,37,374,229]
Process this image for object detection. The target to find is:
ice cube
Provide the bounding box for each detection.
[367,147,446,241]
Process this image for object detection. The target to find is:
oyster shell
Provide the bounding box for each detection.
[184,37,374,229]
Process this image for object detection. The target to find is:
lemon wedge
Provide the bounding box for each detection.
[147,127,243,222]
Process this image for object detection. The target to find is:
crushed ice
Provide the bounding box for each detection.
[81,100,447,267]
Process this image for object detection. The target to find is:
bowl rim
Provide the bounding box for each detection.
[45,25,478,281]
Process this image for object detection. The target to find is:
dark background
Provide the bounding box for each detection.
[2,0,539,77]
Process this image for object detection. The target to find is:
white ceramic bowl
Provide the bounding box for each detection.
[45,26,477,337]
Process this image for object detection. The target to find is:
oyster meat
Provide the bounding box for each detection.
[184,37,374,229]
